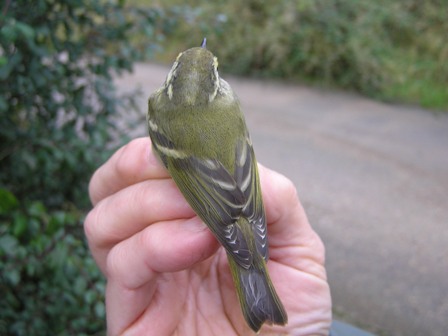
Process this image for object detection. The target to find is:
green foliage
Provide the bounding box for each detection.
[0,0,166,209]
[150,0,448,110]
[0,189,105,335]
[0,0,172,334]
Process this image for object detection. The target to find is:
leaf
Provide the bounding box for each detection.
[47,211,66,234]
[0,188,18,214]
[15,22,35,40]
[0,234,18,256]
[28,201,46,218]
[94,301,105,318]
[5,268,21,286]
[13,213,28,238]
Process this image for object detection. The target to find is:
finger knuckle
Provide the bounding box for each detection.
[115,138,150,179]
[276,173,300,207]
[114,140,137,179]
[84,202,109,248]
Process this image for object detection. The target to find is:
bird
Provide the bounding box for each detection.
[147,38,287,332]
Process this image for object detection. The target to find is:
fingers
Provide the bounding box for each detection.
[85,138,329,334]
[105,217,218,336]
[89,137,169,206]
[86,137,324,278]
[107,217,218,289]
[84,178,196,273]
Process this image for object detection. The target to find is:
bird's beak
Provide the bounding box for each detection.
[201,37,207,48]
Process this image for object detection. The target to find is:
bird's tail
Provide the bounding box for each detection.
[228,254,288,333]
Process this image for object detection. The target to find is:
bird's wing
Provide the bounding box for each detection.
[234,138,269,261]
[169,156,255,268]
[148,124,253,268]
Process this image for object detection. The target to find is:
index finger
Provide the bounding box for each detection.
[89,137,169,206]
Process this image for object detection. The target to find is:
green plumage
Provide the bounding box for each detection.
[147,41,287,332]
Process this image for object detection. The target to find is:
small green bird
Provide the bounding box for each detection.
[147,38,287,332]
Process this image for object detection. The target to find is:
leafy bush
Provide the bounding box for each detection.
[0,189,105,335]
[0,0,165,208]
[0,0,173,334]
[151,0,448,109]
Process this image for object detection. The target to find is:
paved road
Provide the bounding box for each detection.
[115,63,448,336]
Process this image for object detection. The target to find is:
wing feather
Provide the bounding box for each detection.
[148,121,268,266]
[234,138,269,261]
[169,156,252,268]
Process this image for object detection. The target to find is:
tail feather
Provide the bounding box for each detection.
[228,255,288,332]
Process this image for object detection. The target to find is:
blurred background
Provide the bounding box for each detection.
[1,1,447,335]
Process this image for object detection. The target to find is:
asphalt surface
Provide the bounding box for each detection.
[115,63,448,336]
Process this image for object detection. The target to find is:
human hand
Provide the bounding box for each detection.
[84,137,331,335]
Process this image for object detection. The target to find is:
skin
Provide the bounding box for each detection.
[84,137,332,336]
